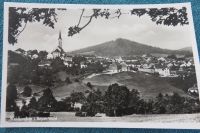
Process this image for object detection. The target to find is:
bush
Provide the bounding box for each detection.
[86,82,92,89]
[65,77,72,84]
[22,86,32,97]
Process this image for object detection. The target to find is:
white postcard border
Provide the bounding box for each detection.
[1,2,200,128]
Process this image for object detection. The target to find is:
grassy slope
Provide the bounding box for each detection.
[52,82,90,99]
[83,72,188,100]
[17,71,189,100]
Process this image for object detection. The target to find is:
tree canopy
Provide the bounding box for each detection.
[8,6,189,45]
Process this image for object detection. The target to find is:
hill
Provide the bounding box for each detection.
[83,71,189,100]
[71,38,191,57]
[8,50,29,64]
[178,47,193,53]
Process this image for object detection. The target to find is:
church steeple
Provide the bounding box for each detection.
[58,31,62,48]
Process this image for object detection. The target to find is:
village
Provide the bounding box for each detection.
[11,32,198,95]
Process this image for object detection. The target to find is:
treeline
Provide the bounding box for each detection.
[6,83,200,118]
[78,83,200,116]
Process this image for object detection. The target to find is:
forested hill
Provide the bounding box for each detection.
[71,38,192,57]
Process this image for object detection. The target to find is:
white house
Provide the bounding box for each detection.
[108,62,119,73]
[155,68,170,77]
[38,60,51,68]
[188,85,198,94]
[80,62,87,69]
[158,57,166,62]
[64,61,73,67]
[121,62,128,71]
[47,53,53,59]
[32,54,38,59]
[73,102,83,110]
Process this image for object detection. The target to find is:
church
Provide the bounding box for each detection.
[51,31,65,58]
[51,31,73,62]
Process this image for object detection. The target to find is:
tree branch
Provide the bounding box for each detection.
[15,21,27,38]
[79,15,93,31]
[77,9,85,27]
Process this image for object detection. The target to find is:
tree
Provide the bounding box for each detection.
[86,82,93,89]
[65,77,72,84]
[51,57,65,72]
[9,7,189,45]
[153,93,167,114]
[37,88,57,112]
[27,49,38,58]
[168,92,184,113]
[22,86,32,97]
[38,50,48,60]
[83,89,103,116]
[40,69,54,87]
[9,7,57,44]
[128,89,141,114]
[167,54,177,59]
[20,100,29,117]
[69,92,86,108]
[28,97,38,109]
[104,83,130,116]
[6,84,18,111]
[68,7,189,37]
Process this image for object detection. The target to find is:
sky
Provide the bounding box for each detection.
[8,8,193,52]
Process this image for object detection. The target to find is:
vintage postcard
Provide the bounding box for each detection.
[1,2,200,128]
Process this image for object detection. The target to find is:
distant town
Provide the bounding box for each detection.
[10,32,198,92]
[6,31,199,119]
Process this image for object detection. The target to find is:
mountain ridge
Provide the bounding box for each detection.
[70,38,192,57]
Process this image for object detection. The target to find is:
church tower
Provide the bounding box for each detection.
[58,31,62,48]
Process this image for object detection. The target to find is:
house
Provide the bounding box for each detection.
[155,68,170,77]
[188,84,198,94]
[138,68,155,74]
[121,56,138,62]
[108,62,119,73]
[121,62,128,71]
[64,61,73,67]
[73,102,83,110]
[52,47,64,58]
[167,63,173,68]
[32,54,38,59]
[38,60,51,68]
[186,61,192,67]
[116,56,123,62]
[64,54,73,62]
[158,57,166,62]
[80,62,87,69]
[47,53,53,59]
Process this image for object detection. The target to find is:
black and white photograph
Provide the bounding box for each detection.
[1,2,200,128]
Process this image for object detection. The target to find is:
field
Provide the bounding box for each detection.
[6,112,200,123]
[83,71,189,100]
[17,71,190,100]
